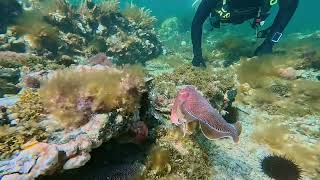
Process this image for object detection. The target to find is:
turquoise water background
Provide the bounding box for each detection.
[69,0,320,34]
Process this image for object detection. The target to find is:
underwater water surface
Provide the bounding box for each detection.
[0,0,320,180]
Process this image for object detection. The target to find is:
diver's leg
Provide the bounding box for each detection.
[191,0,217,66]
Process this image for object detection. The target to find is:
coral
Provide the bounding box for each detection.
[142,128,212,179]
[39,65,145,128]
[261,154,302,180]
[123,4,157,29]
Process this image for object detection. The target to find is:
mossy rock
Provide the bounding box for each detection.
[153,65,236,108]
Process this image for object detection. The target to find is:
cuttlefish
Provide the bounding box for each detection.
[171,85,241,143]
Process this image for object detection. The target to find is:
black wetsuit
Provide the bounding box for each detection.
[191,0,299,66]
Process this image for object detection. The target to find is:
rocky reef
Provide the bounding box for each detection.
[0,64,146,179]
[0,51,62,98]
[142,127,212,179]
[1,3,320,179]
[0,0,162,65]
[0,0,22,34]
[149,64,237,125]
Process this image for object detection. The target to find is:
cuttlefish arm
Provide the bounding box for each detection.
[180,101,240,143]
[177,102,198,137]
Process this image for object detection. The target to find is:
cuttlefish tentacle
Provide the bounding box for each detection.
[177,102,194,137]
[180,100,239,143]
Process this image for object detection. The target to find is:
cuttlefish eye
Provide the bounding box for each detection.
[180,91,189,98]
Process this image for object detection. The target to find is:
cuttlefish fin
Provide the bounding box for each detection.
[234,121,242,136]
[200,121,240,143]
[199,121,222,140]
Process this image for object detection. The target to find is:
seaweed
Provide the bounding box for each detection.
[154,64,236,109]
[252,120,320,177]
[10,89,45,123]
[142,128,212,179]
[14,11,60,53]
[0,90,48,160]
[215,36,255,66]
[99,0,120,15]
[123,4,157,29]
[39,66,145,128]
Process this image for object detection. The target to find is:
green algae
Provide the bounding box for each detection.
[142,127,212,179]
[154,64,236,108]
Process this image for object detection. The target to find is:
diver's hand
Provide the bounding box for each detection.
[254,40,274,56]
[192,56,206,67]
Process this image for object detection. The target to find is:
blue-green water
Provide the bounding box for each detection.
[68,0,320,33]
[0,0,319,179]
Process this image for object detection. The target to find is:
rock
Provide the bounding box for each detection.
[63,153,91,170]
[181,41,187,46]
[11,38,26,53]
[0,69,20,83]
[0,81,21,95]
[0,96,19,107]
[9,120,17,127]
[278,67,297,80]
[0,112,139,179]
[0,68,21,95]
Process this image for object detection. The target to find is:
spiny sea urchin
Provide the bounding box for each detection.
[261,154,302,180]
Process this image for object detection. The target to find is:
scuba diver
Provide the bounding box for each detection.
[191,0,299,67]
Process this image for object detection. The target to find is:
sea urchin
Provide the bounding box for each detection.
[261,154,302,180]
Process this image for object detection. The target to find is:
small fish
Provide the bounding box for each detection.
[171,85,241,143]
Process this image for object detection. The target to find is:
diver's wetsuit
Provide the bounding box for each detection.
[191,0,299,67]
